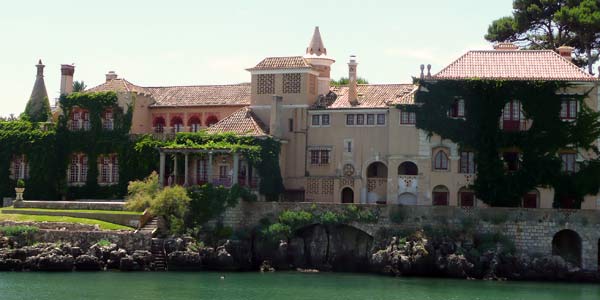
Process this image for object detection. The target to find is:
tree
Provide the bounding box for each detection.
[555,0,600,74]
[330,77,369,87]
[72,81,87,93]
[24,96,51,123]
[485,0,599,74]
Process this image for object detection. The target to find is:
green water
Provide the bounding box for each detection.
[0,272,598,300]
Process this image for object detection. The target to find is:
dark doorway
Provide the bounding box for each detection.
[552,229,582,267]
[341,187,354,203]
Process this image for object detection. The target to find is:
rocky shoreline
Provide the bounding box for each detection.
[0,224,597,283]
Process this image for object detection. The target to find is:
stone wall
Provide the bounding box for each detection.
[14,200,125,211]
[221,202,600,271]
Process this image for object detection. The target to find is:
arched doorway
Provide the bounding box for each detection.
[398,161,418,175]
[458,187,475,207]
[366,162,388,204]
[432,185,449,206]
[397,192,417,205]
[552,229,582,267]
[206,115,219,127]
[341,187,354,203]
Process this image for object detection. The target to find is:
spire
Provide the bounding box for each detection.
[306,26,327,56]
[25,59,51,122]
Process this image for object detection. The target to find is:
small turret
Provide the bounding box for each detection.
[303,26,335,95]
[24,59,51,122]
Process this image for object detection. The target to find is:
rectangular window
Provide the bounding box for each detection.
[560,153,577,173]
[321,114,330,126]
[309,149,330,165]
[346,114,355,125]
[345,140,352,153]
[219,165,228,178]
[450,99,465,118]
[366,114,375,125]
[257,74,275,94]
[502,100,522,131]
[459,151,476,174]
[320,150,330,165]
[560,99,577,120]
[400,110,416,125]
[197,159,207,182]
[376,114,385,125]
[310,150,320,165]
[312,115,320,126]
[288,118,294,132]
[356,114,365,125]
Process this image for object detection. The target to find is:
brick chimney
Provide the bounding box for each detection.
[105,71,118,82]
[270,95,283,138]
[557,46,574,62]
[493,42,519,51]
[60,64,75,95]
[348,55,358,106]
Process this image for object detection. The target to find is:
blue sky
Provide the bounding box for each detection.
[0,0,514,116]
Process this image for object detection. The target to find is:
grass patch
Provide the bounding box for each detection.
[0,214,133,230]
[0,225,39,236]
[0,207,141,215]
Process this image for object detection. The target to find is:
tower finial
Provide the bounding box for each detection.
[306,26,327,56]
[36,59,45,77]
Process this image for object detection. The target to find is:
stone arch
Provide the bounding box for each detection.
[341,187,354,203]
[398,161,418,175]
[206,115,219,127]
[366,161,388,204]
[153,116,166,132]
[552,229,582,267]
[432,185,449,206]
[397,192,417,205]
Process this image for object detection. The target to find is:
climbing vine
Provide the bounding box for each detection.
[401,79,600,208]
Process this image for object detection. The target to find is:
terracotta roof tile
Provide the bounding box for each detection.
[86,78,152,95]
[146,84,250,107]
[205,107,268,136]
[313,84,416,109]
[434,50,597,81]
[249,56,311,70]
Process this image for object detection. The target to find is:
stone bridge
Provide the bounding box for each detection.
[222,202,600,271]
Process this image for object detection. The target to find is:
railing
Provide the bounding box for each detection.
[210,175,232,188]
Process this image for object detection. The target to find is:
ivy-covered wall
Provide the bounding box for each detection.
[403,79,600,208]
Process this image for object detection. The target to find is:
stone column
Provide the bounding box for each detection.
[232,152,239,185]
[207,152,213,184]
[184,153,189,186]
[159,152,165,187]
[173,154,178,185]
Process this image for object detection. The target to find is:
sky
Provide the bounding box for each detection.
[0,0,515,117]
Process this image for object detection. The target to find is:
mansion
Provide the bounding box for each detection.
[14,27,600,209]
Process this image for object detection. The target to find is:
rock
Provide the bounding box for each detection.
[32,254,74,271]
[297,225,329,270]
[75,255,104,271]
[168,251,202,270]
[215,245,235,270]
[0,258,23,271]
[132,250,153,271]
[259,260,275,272]
[70,247,83,258]
[107,249,127,269]
[119,255,139,271]
[445,254,473,278]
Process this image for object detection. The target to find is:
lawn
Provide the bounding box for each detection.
[0,211,134,230]
[0,207,141,215]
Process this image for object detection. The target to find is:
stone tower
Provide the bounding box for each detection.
[303,26,335,95]
[24,60,51,122]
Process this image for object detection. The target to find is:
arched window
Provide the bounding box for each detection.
[189,116,201,132]
[171,116,184,133]
[398,161,418,176]
[153,117,166,133]
[206,115,219,127]
[432,185,449,206]
[433,150,449,170]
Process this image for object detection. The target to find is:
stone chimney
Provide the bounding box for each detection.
[270,95,283,138]
[348,55,358,106]
[105,71,118,82]
[557,46,574,62]
[493,42,519,51]
[60,64,75,95]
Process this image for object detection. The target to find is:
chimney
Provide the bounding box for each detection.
[493,42,519,51]
[270,95,283,138]
[60,64,75,95]
[105,71,118,82]
[557,46,574,62]
[348,55,358,106]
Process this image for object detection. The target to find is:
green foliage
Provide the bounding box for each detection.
[96,239,111,247]
[261,223,292,242]
[406,79,600,207]
[24,96,51,123]
[149,186,190,234]
[185,183,248,228]
[278,209,314,229]
[330,77,369,87]
[125,172,160,211]
[16,179,25,188]
[0,225,39,236]
[475,232,516,255]
[72,81,87,93]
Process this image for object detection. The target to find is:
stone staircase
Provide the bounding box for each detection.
[151,238,167,271]
[137,217,158,235]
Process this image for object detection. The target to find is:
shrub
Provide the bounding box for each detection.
[261,223,291,241]
[186,184,239,228]
[125,172,160,212]
[97,239,111,247]
[150,186,191,234]
[278,210,314,230]
[0,225,39,236]
[16,179,25,188]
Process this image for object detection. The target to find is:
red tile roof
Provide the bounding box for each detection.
[205,107,268,136]
[434,50,597,81]
[86,78,152,95]
[313,84,416,109]
[146,84,250,107]
[248,56,311,70]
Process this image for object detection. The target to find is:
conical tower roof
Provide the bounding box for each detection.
[305,26,327,57]
[24,59,51,122]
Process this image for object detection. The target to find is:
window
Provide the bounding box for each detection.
[356,114,365,125]
[171,117,184,133]
[503,152,520,171]
[560,99,577,120]
[153,117,166,133]
[283,73,301,94]
[82,112,90,131]
[99,154,118,184]
[400,110,416,125]
[560,153,577,173]
[432,186,449,206]
[523,192,538,208]
[68,153,88,184]
[257,74,275,94]
[311,114,330,127]
[219,165,229,178]
[10,155,29,180]
[189,117,201,132]
[459,151,476,174]
[102,110,114,130]
[366,114,375,125]
[502,100,523,132]
[449,98,465,118]
[376,114,385,125]
[433,150,449,170]
[197,159,208,183]
[309,149,330,165]
[70,109,90,131]
[288,118,294,132]
[459,190,475,207]
[206,115,219,127]
[346,114,355,125]
[345,140,353,153]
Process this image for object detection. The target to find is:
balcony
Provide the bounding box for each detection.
[398,175,418,194]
